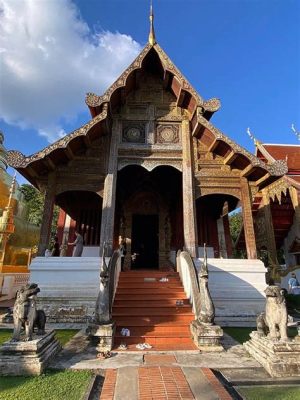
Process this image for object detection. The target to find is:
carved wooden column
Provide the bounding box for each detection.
[261,189,277,262]
[37,173,56,256]
[182,118,198,257]
[240,178,257,259]
[99,120,120,256]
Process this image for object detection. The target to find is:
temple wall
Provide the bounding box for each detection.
[30,257,103,322]
[194,258,267,325]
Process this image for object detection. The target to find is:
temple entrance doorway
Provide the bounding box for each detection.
[131,214,159,269]
[115,165,183,269]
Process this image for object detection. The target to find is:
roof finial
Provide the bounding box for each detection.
[247,127,260,146]
[148,0,156,46]
[291,124,300,141]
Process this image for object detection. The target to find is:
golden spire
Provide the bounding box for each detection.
[7,172,17,210]
[148,1,156,45]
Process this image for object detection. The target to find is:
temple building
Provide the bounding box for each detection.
[7,30,288,268]
[6,10,297,324]
[254,143,300,270]
[233,139,300,283]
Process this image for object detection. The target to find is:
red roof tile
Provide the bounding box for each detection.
[263,144,300,171]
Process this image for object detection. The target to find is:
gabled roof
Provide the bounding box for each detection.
[7,33,288,189]
[7,40,221,185]
[255,143,300,172]
[85,43,220,118]
[7,105,108,186]
[192,110,288,188]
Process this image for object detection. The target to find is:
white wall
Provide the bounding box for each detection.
[194,258,267,325]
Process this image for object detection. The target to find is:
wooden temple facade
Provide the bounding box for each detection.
[253,143,300,271]
[7,22,289,270]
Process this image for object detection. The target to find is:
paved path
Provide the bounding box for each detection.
[99,362,233,400]
[50,331,258,399]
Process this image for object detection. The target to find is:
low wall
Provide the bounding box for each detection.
[0,272,30,300]
[30,257,104,323]
[28,256,267,325]
[194,258,267,326]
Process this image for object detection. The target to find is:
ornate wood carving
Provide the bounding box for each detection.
[263,177,293,204]
[195,113,288,178]
[156,124,180,144]
[86,43,220,114]
[99,120,120,256]
[240,178,257,259]
[255,190,278,263]
[118,159,182,172]
[197,187,241,199]
[197,168,240,177]
[37,173,56,256]
[8,105,108,169]
[122,122,146,144]
[182,119,198,257]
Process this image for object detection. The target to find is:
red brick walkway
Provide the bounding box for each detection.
[99,369,117,400]
[98,358,233,399]
[138,366,194,400]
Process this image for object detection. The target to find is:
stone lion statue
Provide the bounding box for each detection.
[11,283,46,342]
[257,285,288,341]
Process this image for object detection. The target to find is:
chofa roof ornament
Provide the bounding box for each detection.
[148,1,156,46]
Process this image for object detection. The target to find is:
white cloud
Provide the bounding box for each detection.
[0,0,142,142]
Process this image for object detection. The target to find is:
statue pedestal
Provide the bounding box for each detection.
[88,321,116,352]
[0,330,61,376]
[244,331,300,377]
[190,320,223,351]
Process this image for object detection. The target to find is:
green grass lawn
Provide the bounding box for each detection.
[223,327,253,344]
[223,327,298,344]
[0,329,79,347]
[0,330,89,400]
[0,329,12,346]
[54,329,79,346]
[238,386,300,400]
[0,369,92,400]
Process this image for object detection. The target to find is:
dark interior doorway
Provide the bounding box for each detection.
[131,214,159,269]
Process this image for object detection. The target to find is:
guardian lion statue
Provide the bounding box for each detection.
[256,285,288,341]
[11,283,46,342]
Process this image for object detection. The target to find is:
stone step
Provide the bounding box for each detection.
[112,268,196,351]
[116,283,183,289]
[115,288,186,295]
[114,293,186,301]
[118,278,181,284]
[113,299,190,307]
[116,326,191,336]
[112,307,194,316]
[115,335,193,346]
[114,315,194,326]
[113,342,197,351]
[119,272,178,276]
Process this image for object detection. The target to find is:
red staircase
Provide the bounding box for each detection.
[112,270,197,351]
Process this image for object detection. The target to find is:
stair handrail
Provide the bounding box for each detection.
[108,249,122,316]
[94,248,121,325]
[176,250,201,319]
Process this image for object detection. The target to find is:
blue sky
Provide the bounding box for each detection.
[0,0,299,182]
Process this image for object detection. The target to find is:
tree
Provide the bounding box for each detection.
[229,211,243,244]
[229,211,246,258]
[20,184,59,236]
